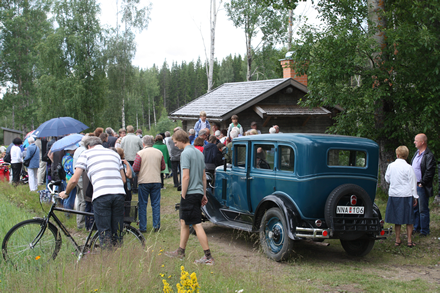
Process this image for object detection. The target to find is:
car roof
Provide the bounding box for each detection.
[233,133,377,148]
[233,133,379,178]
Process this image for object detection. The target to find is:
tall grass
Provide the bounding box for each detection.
[1,180,440,292]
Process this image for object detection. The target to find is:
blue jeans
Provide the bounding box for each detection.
[93,194,125,248]
[138,183,161,231]
[414,186,430,235]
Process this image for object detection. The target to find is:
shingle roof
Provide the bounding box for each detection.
[169,78,307,121]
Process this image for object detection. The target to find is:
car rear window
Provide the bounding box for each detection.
[279,146,294,172]
[327,149,367,167]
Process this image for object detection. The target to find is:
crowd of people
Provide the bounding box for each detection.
[2,111,439,262]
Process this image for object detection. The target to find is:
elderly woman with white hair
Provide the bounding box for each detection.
[23,136,40,191]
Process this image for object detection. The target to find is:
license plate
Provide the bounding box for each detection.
[336,206,364,215]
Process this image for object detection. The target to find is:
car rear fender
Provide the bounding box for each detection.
[252,193,300,240]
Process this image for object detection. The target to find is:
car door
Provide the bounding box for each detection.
[227,142,251,212]
[248,142,277,212]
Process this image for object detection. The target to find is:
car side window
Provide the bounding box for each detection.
[234,145,247,168]
[279,146,294,172]
[328,149,367,167]
[253,144,275,170]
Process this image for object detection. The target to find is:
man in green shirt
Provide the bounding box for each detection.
[165,130,214,265]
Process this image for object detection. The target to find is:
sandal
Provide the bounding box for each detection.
[394,241,402,246]
[407,242,416,248]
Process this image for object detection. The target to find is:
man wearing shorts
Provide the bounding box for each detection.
[165,130,214,265]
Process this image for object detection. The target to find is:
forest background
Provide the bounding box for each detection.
[0,0,290,139]
[2,0,440,193]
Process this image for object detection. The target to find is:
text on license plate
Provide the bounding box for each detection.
[336,206,364,215]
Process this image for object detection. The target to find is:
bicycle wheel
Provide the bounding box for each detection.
[122,224,146,248]
[89,224,145,253]
[2,219,62,269]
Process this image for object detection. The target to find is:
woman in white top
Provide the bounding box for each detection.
[385,145,419,248]
[10,137,23,186]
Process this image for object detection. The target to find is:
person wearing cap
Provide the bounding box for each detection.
[214,130,222,144]
[62,143,79,210]
[247,122,261,134]
[23,137,40,191]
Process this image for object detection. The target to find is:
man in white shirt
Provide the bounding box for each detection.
[60,137,126,248]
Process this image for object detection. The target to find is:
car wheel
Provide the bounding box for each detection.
[259,207,293,262]
[340,238,375,257]
[324,184,373,240]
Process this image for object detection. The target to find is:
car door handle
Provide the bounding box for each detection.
[240,177,253,180]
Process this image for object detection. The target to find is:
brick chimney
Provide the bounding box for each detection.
[280,52,308,86]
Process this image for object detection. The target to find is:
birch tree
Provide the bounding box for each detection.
[225,0,288,81]
[207,0,222,92]
[109,0,151,128]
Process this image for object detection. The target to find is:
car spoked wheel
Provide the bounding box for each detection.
[259,208,293,262]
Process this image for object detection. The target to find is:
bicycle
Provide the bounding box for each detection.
[2,181,145,269]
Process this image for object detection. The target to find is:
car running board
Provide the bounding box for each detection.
[211,220,253,232]
[202,193,253,232]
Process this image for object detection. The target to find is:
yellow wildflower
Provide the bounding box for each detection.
[161,264,165,268]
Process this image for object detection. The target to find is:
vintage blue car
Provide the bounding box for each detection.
[200,133,389,261]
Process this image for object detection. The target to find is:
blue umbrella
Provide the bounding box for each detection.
[34,117,88,138]
[50,134,84,152]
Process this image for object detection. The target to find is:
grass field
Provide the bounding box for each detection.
[0,179,439,292]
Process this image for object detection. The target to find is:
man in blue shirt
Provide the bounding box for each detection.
[411,133,436,236]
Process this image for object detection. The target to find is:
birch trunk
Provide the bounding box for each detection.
[368,0,393,192]
[288,9,293,49]
[207,0,222,92]
[246,31,252,81]
[148,95,151,130]
[153,97,156,126]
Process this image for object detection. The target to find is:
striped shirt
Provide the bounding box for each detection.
[75,145,125,200]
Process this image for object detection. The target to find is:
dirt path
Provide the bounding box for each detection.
[201,222,440,289]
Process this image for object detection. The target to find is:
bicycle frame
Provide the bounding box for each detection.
[34,202,96,262]
[33,182,98,262]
